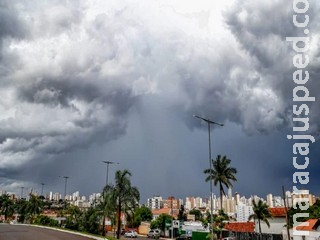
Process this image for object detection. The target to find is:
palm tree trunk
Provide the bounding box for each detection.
[102,214,106,236]
[258,219,261,234]
[219,182,223,210]
[117,200,122,239]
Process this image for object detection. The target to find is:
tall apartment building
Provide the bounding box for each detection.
[147,196,163,209]
[236,202,254,222]
[164,196,181,212]
[267,193,273,207]
[185,197,195,210]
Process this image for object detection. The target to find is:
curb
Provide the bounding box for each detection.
[16,224,108,240]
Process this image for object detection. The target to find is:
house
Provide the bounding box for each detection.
[254,207,287,234]
[152,208,172,220]
[282,219,320,240]
[224,222,255,233]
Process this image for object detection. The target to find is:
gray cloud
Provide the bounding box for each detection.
[0,0,319,198]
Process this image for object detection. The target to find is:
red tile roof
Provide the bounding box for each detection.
[295,219,319,231]
[152,208,171,215]
[224,222,255,233]
[269,208,287,217]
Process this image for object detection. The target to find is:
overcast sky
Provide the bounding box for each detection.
[0,0,319,203]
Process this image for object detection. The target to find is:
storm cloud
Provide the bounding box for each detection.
[0,0,319,199]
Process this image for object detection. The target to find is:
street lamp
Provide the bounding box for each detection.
[193,115,223,240]
[59,176,70,200]
[102,161,119,186]
[20,187,24,199]
[40,183,45,196]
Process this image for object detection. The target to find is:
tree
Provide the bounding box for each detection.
[135,206,153,222]
[150,213,172,232]
[248,199,272,234]
[287,199,320,228]
[26,194,43,223]
[204,155,237,210]
[15,198,29,223]
[65,205,82,230]
[79,206,100,234]
[178,205,187,221]
[212,210,229,240]
[189,209,203,221]
[128,206,153,227]
[0,194,14,221]
[113,170,140,239]
[98,184,117,236]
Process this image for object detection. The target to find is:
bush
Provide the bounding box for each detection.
[34,215,59,227]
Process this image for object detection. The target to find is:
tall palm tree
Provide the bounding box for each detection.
[0,194,15,221]
[114,170,140,239]
[204,155,237,210]
[98,184,117,236]
[248,199,272,234]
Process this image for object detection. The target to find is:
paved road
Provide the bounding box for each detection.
[0,224,98,240]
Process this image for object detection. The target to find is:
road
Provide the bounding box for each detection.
[0,224,98,240]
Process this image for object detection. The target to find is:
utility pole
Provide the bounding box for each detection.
[20,187,24,199]
[102,161,119,186]
[282,186,291,240]
[63,176,69,199]
[193,115,223,240]
[40,183,45,196]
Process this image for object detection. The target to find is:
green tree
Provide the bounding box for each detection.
[204,155,237,210]
[26,194,43,223]
[15,198,29,223]
[0,194,15,221]
[98,184,117,236]
[128,206,153,228]
[213,210,229,240]
[113,170,140,239]
[65,205,82,230]
[287,199,320,228]
[248,199,272,234]
[189,209,203,221]
[178,205,187,221]
[150,213,172,232]
[79,206,100,234]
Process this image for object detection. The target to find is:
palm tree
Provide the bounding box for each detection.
[0,194,15,221]
[27,194,43,223]
[15,198,29,223]
[248,199,272,234]
[204,155,237,210]
[113,170,140,239]
[98,184,117,236]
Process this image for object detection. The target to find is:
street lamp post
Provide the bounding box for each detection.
[102,161,119,186]
[61,176,69,209]
[193,115,223,240]
[62,176,69,200]
[40,183,45,196]
[20,187,24,199]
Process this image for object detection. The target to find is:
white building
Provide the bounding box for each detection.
[147,196,163,209]
[273,196,284,207]
[236,202,254,222]
[267,193,273,207]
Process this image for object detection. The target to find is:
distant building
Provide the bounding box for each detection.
[236,202,253,222]
[267,193,273,207]
[147,196,163,210]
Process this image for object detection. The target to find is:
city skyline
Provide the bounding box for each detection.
[0,0,319,203]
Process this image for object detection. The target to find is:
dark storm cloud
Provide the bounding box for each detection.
[0,0,319,198]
